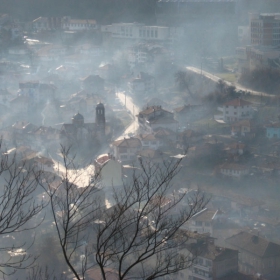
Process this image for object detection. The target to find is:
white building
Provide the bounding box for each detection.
[62,18,97,31]
[219,163,249,178]
[220,98,254,123]
[94,154,123,188]
[112,137,142,162]
[101,22,170,42]
[184,208,219,236]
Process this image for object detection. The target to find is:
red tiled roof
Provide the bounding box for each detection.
[113,137,142,148]
[223,98,252,107]
[96,154,110,165]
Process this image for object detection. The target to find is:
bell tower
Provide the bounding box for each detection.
[95,103,105,135]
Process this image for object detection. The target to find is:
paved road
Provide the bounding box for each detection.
[186,66,274,97]
[115,91,140,140]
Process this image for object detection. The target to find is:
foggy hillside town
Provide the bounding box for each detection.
[3,1,280,280]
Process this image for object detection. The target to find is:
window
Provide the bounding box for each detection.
[139,29,142,37]
[155,30,158,38]
[147,30,150,37]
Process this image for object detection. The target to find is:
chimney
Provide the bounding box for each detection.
[252,235,259,244]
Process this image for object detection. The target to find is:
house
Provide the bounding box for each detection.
[223,142,246,157]
[128,72,155,94]
[184,208,222,236]
[32,17,61,31]
[266,122,280,139]
[22,154,54,172]
[220,98,254,123]
[218,163,249,178]
[184,237,239,280]
[36,44,68,63]
[226,231,280,276]
[18,81,56,105]
[127,42,173,69]
[174,104,204,125]
[29,126,60,149]
[137,106,178,133]
[135,132,163,150]
[228,193,264,217]
[10,95,31,115]
[80,75,104,92]
[112,137,142,162]
[94,154,123,188]
[177,129,203,150]
[98,64,116,81]
[231,119,256,137]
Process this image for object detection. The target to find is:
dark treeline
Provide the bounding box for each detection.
[239,68,280,95]
[0,0,157,24]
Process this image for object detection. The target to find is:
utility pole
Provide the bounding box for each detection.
[125,91,126,108]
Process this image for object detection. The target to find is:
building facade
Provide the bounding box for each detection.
[220,98,254,123]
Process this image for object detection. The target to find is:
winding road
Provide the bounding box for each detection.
[186,66,274,97]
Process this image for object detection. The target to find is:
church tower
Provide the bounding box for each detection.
[95,103,105,135]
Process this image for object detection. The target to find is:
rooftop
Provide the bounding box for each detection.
[223,98,252,107]
[113,137,142,148]
[226,231,280,258]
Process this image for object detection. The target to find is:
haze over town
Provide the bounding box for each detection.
[1,0,280,280]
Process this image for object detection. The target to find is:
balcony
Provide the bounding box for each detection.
[192,271,213,280]
[193,264,211,272]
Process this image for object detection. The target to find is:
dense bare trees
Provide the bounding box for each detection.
[0,144,46,276]
[39,147,208,280]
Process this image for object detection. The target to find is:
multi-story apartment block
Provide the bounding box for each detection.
[250,13,280,46]
[101,22,170,42]
[176,232,239,280]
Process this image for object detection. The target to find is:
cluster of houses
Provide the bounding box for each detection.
[1,10,280,280]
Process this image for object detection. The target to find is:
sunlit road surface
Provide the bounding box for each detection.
[186,66,274,97]
[115,91,140,140]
